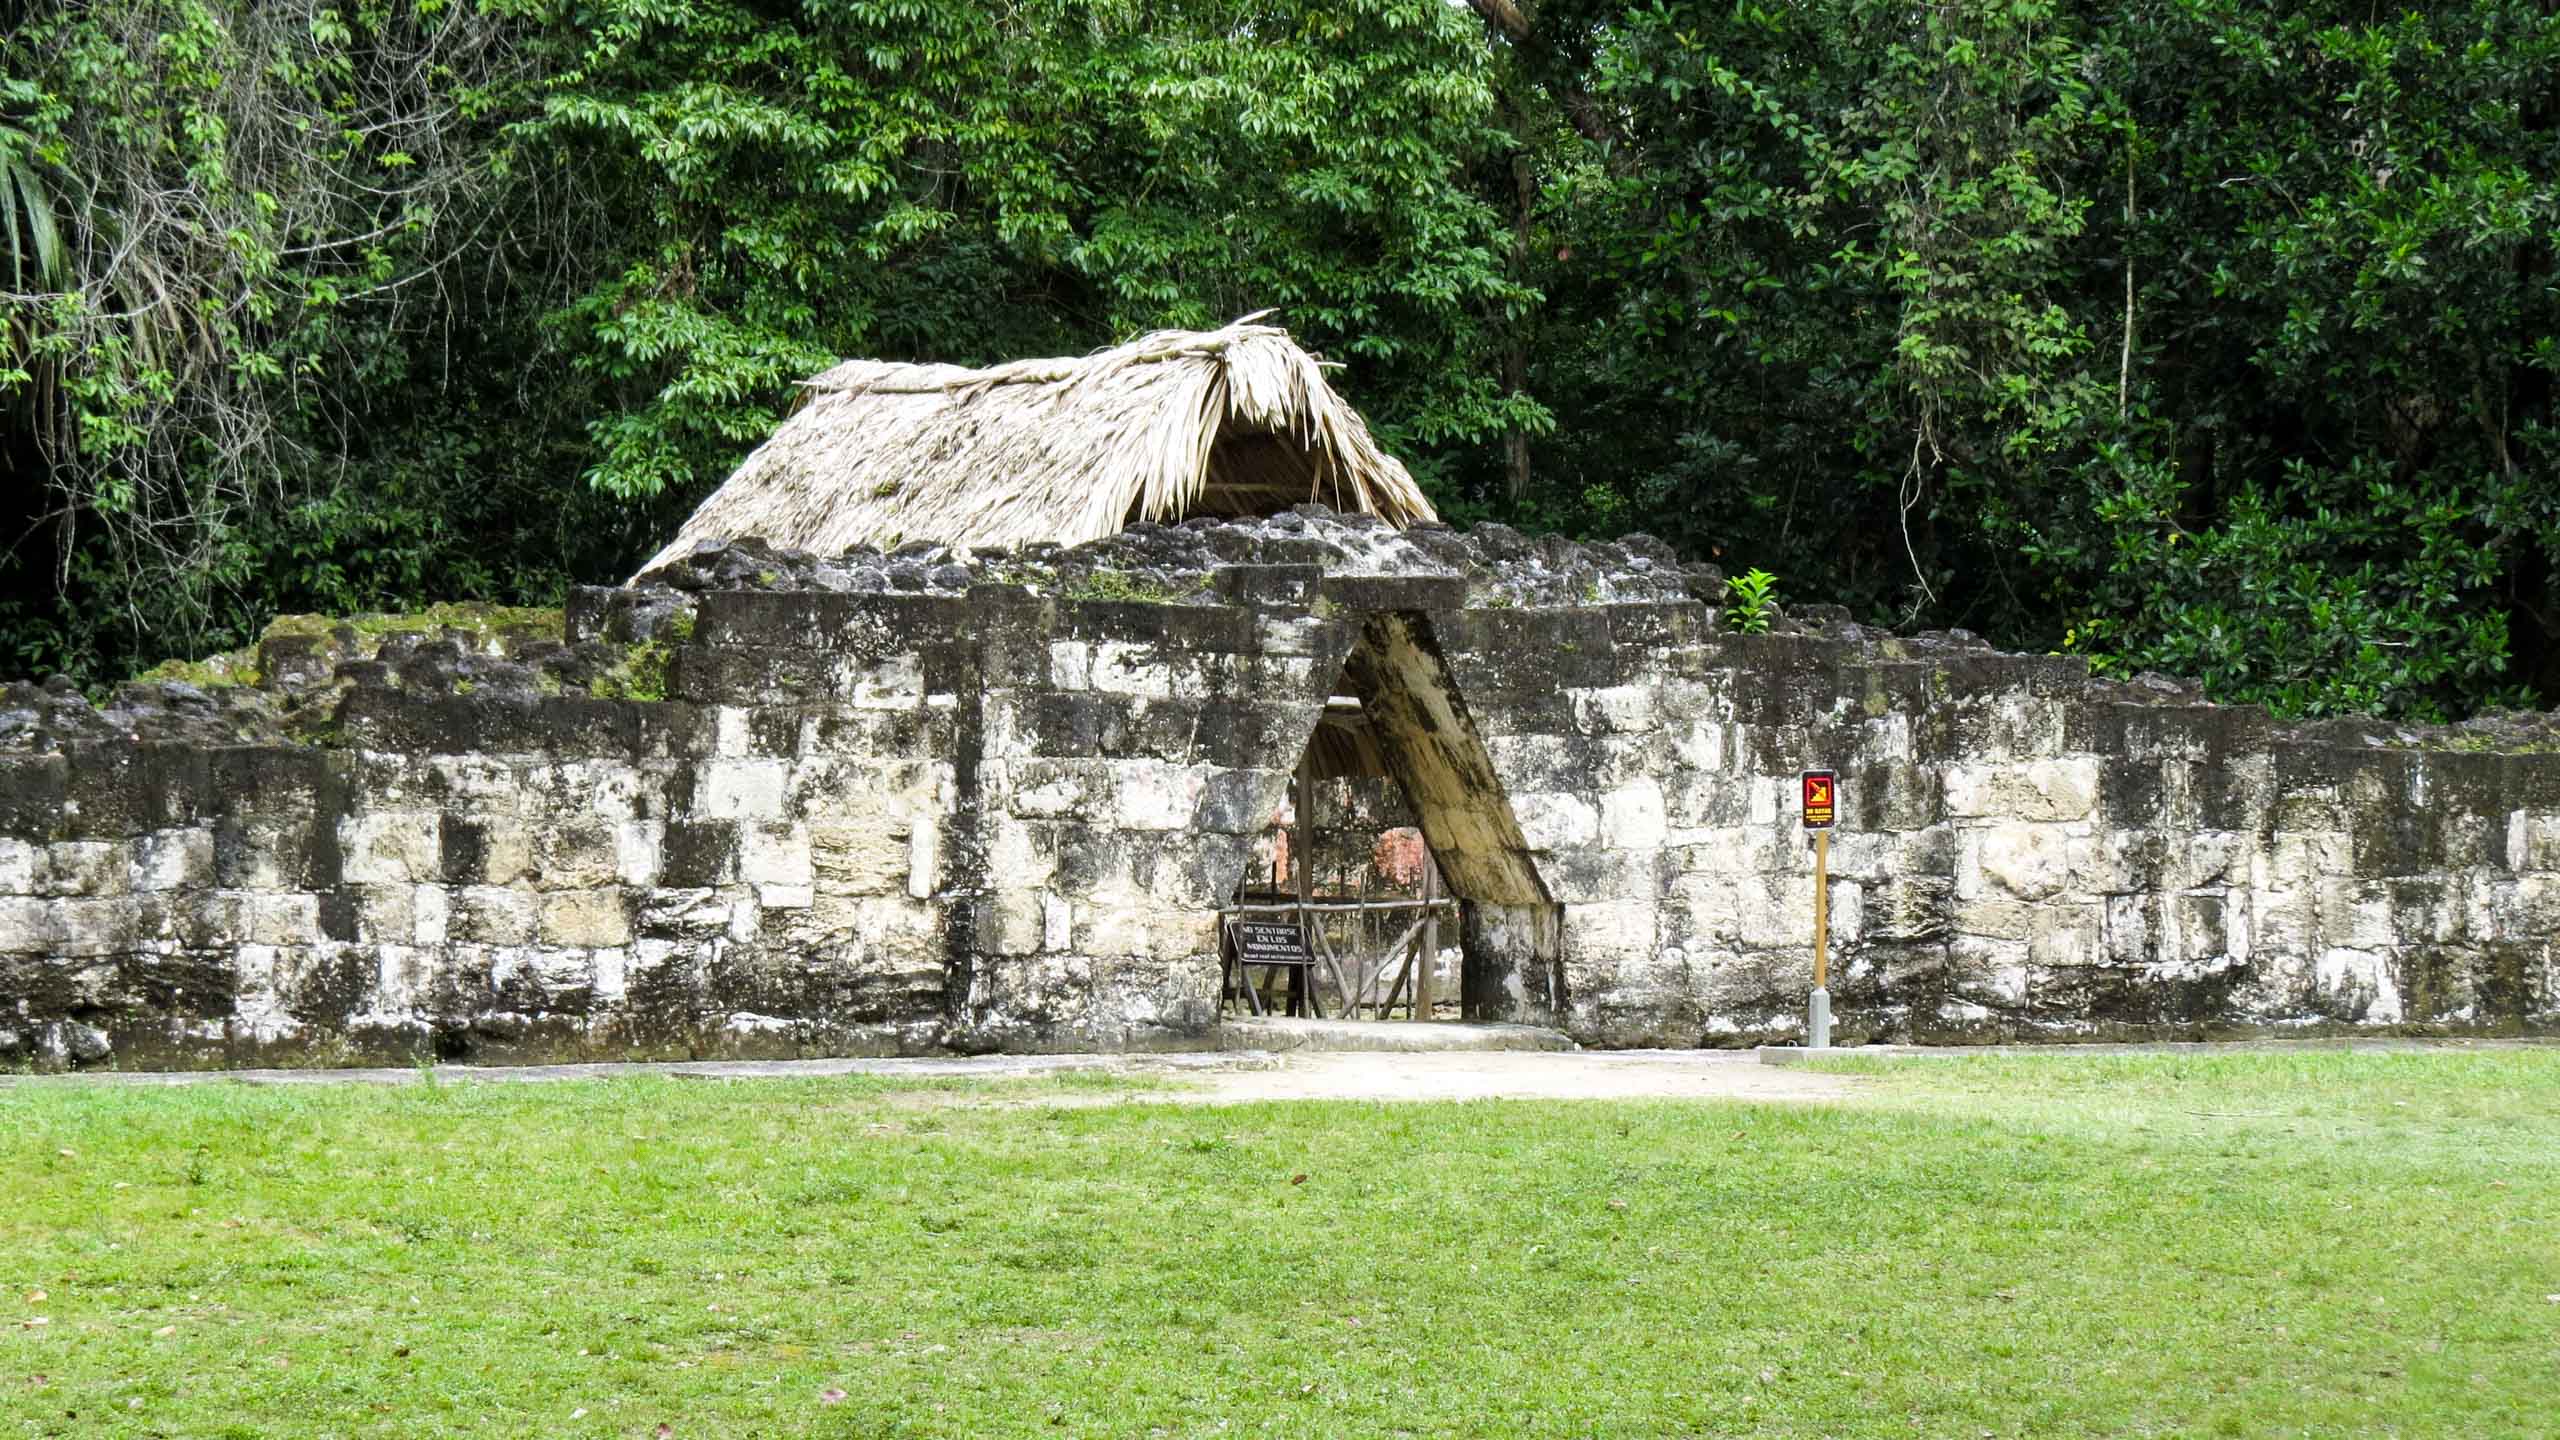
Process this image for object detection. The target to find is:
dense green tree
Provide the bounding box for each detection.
[1494,0,2560,719]
[8,0,2560,723]
[516,0,1534,502]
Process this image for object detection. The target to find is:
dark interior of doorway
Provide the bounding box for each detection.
[1221,611,1556,1022]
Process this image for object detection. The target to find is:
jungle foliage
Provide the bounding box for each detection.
[6,0,2560,722]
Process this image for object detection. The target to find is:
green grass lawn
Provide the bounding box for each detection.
[4,1050,2557,1438]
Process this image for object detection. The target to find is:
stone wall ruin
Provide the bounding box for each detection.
[2,510,2556,1068]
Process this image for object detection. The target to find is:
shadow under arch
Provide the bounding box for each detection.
[1334,610,1563,1025]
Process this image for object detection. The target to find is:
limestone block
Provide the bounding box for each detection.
[908,824,940,899]
[1943,759,2099,823]
[1148,910,1217,961]
[1112,761,1204,832]
[1256,615,1333,658]
[715,706,754,757]
[1829,877,1865,943]
[342,814,440,885]
[1730,874,1814,951]
[846,653,925,710]
[2314,878,2397,954]
[1669,719,1728,772]
[477,822,540,886]
[1964,693,2068,762]
[811,823,908,897]
[2268,831,2352,889]
[2275,790,2345,834]
[1008,760,1102,819]
[1954,898,2039,943]
[1049,641,1094,691]
[1564,899,1659,960]
[739,822,815,888]
[132,829,214,892]
[985,889,1046,956]
[540,889,631,948]
[613,819,665,887]
[2386,878,2457,946]
[553,761,651,822]
[1599,779,1668,849]
[0,837,32,894]
[1547,846,1667,906]
[1571,686,1657,735]
[2251,884,2316,962]
[1663,776,1748,832]
[2314,947,2402,1023]
[2165,831,2248,891]
[535,824,620,890]
[242,892,320,945]
[2100,893,2156,965]
[1748,778,1779,827]
[634,887,728,941]
[592,946,629,1004]
[41,841,128,898]
[2071,831,2155,895]
[1079,899,1150,957]
[1818,830,1892,881]
[1860,712,1916,765]
[1871,764,1942,831]
[426,755,524,809]
[2512,810,2560,872]
[491,945,597,1002]
[985,817,1057,886]
[697,759,791,820]
[2026,904,2100,969]
[0,896,50,953]
[757,883,814,910]
[1947,934,2031,1005]
[1514,792,1599,851]
[413,885,451,946]
[1977,826,2071,900]
[50,898,134,957]
[355,885,417,944]
[1091,642,1174,699]
[1666,825,1785,877]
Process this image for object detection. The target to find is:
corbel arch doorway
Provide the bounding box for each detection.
[1222,610,1563,1026]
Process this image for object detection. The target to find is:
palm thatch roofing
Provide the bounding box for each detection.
[636,315,1436,576]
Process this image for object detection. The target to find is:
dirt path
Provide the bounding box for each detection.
[0,1046,1863,1104]
[1167,1048,1859,1104]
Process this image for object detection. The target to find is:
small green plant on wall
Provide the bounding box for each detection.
[1724,568,1780,634]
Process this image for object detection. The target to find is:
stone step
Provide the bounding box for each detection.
[1215,1017,1577,1053]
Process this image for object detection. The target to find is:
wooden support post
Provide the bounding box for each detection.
[1294,757,1321,1018]
[1812,829,1830,993]
[1414,850,1439,1021]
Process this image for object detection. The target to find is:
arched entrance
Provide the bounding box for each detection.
[1219,610,1561,1025]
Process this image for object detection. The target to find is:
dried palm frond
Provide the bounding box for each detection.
[636,314,1434,575]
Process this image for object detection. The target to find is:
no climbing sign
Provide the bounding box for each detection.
[1801,769,1837,830]
[1801,767,1837,1049]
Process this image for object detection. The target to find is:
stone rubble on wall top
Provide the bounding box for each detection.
[14,508,2560,762]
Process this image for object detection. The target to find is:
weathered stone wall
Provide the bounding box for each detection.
[3,510,2555,1067]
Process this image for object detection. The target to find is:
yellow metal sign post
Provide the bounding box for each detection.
[1801,770,1836,1049]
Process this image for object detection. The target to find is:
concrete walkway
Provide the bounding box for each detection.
[19,1032,2532,1103]
[1756,1035,2560,1066]
[0,1029,1855,1105]
[1215,1016,1576,1052]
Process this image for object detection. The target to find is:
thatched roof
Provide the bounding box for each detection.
[636,316,1436,576]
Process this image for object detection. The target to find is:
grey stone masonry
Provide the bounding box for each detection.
[1,509,2556,1068]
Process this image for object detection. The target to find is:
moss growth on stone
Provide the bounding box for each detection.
[588,639,675,702]
[1062,568,1204,605]
[134,649,261,690]
[258,602,564,649]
